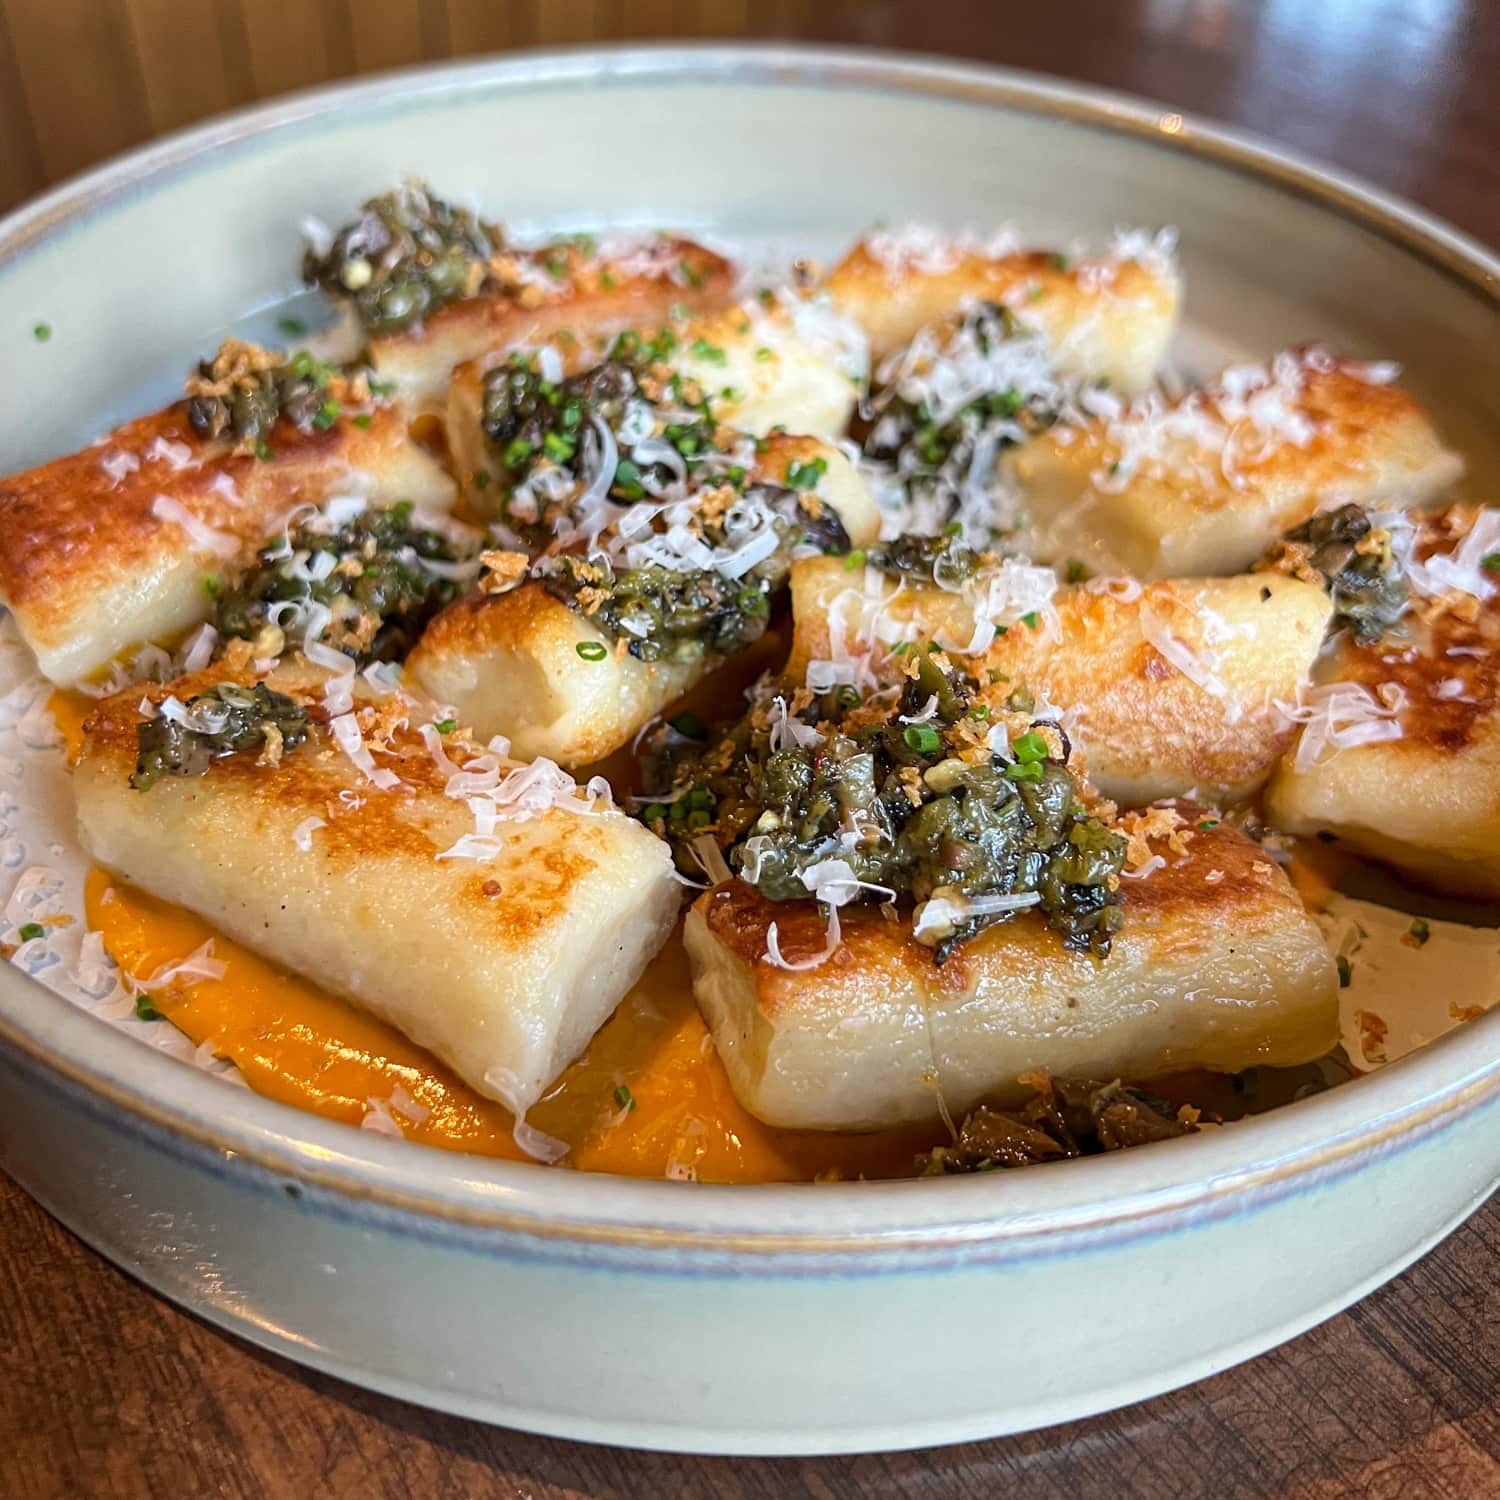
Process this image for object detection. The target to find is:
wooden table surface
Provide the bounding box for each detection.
[4,3,1499,1496]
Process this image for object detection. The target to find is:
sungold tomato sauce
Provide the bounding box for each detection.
[61,685,931,1184]
[59,680,1350,1179]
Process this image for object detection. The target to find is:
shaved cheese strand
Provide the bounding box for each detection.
[292,816,326,852]
[150,495,239,559]
[764,903,842,971]
[1273,682,1404,770]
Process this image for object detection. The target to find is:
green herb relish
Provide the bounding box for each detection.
[853,300,1052,535]
[478,343,716,540]
[1256,503,1407,642]
[918,1076,1194,1174]
[541,481,850,665]
[185,340,368,448]
[131,683,310,791]
[303,183,499,336]
[214,502,464,666]
[643,653,1127,963]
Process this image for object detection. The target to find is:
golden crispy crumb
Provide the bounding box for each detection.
[1355,1009,1389,1064]
[478,549,531,596]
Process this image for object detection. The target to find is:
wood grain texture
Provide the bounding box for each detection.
[1,1,1499,1495]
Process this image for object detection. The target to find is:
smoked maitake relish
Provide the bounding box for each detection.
[643,651,1128,963]
[184,340,385,453]
[213,502,469,667]
[303,182,500,336]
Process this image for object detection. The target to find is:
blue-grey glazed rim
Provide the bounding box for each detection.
[0,43,1497,1261]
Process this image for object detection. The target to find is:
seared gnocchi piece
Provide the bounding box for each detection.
[823,227,1181,391]
[787,551,1332,804]
[1003,349,1462,578]
[684,817,1338,1131]
[0,381,453,686]
[363,236,732,414]
[444,297,864,505]
[1267,504,1500,898]
[409,437,880,765]
[667,299,865,442]
[74,663,679,1117]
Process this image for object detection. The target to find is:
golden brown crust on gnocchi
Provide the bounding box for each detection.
[0,403,454,685]
[686,818,1337,1130]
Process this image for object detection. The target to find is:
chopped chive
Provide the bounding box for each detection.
[289,350,316,377]
[1048,253,1072,272]
[278,316,308,336]
[968,705,990,720]
[1336,955,1353,988]
[903,724,942,754]
[134,993,164,1022]
[737,587,767,615]
[505,437,534,468]
[613,1084,637,1112]
[254,440,274,461]
[890,641,913,656]
[352,413,373,429]
[202,573,222,600]
[311,399,341,430]
[642,803,667,823]
[17,922,45,942]
[943,521,964,536]
[1064,559,1089,583]
[32,322,51,342]
[1197,818,1220,830]
[368,377,396,397]
[1004,761,1044,783]
[1020,611,1039,629]
[434,718,457,735]
[576,640,608,661]
[678,258,705,289]
[785,456,828,490]
[689,336,727,366]
[542,431,575,464]
[545,252,569,278]
[1484,554,1500,575]
[754,345,774,362]
[599,269,618,289]
[1408,917,1431,946]
[1011,731,1048,764]
[843,549,866,571]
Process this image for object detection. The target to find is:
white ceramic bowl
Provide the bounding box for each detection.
[1,45,1498,1457]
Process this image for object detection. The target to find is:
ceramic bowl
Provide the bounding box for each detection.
[1,45,1498,1457]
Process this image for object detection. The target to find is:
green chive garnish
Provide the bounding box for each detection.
[1004,761,1044,783]
[613,1084,637,1112]
[902,724,941,754]
[1011,731,1048,764]
[17,922,44,943]
[1336,955,1353,987]
[434,718,457,735]
[576,640,608,661]
[1408,918,1430,946]
[32,322,51,342]
[134,994,164,1022]
[278,316,308,336]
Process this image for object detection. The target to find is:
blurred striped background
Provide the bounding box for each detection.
[0,0,869,215]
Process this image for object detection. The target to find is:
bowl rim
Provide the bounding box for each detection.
[2,41,1498,1259]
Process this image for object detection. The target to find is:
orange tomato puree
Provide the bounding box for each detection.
[84,870,931,1183]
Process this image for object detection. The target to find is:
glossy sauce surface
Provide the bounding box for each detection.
[85,869,932,1182]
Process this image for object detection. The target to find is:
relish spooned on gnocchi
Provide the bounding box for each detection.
[2,182,1488,1182]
